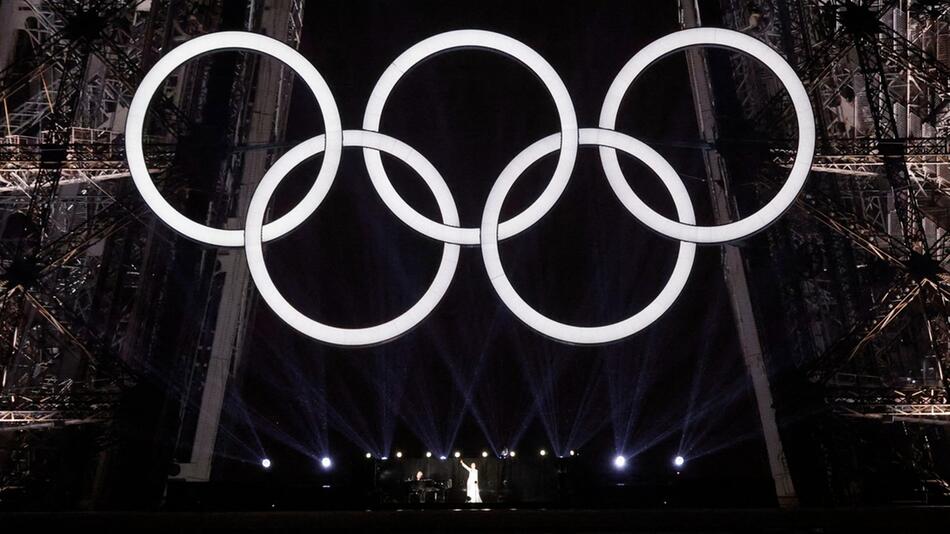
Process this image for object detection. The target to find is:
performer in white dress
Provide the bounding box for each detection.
[460,460,482,503]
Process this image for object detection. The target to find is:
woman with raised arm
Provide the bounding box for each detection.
[459,459,482,503]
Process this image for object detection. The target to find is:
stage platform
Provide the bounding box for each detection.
[2,507,950,532]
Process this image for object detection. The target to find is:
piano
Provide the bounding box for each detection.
[407,477,450,503]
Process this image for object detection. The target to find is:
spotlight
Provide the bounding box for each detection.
[261,458,272,469]
[454,451,461,458]
[320,456,332,469]
[481,451,489,458]
[539,449,547,457]
[673,455,685,468]
[396,451,403,459]
[381,456,389,461]
[509,451,516,458]
[425,451,432,458]
[365,452,372,459]
[439,455,447,461]
[613,455,627,469]
[569,450,576,457]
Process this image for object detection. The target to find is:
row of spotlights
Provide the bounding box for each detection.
[611,454,686,470]
[263,452,682,470]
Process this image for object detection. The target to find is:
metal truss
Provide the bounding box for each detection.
[0,0,221,496]
[721,0,950,426]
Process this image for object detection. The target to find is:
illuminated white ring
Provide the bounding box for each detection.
[481,128,696,345]
[126,31,344,247]
[245,130,460,347]
[599,27,815,244]
[363,30,578,245]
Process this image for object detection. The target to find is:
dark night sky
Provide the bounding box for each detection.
[221,0,772,489]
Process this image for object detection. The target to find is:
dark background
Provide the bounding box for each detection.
[204,0,773,505]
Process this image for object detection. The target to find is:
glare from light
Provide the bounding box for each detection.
[363,29,578,246]
[599,27,815,244]
[481,451,489,458]
[396,451,403,459]
[613,455,627,469]
[539,449,547,457]
[261,458,272,469]
[480,128,695,344]
[453,451,461,458]
[321,456,332,469]
[426,451,432,458]
[674,455,685,468]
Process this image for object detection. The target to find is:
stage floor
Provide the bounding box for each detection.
[2,507,949,532]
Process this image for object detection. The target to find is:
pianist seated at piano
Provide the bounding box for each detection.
[407,470,447,503]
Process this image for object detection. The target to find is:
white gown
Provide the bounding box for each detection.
[461,462,482,503]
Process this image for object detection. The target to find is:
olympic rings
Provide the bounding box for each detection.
[362,30,578,245]
[244,131,460,347]
[126,27,814,346]
[600,28,815,244]
[125,32,344,247]
[481,128,696,345]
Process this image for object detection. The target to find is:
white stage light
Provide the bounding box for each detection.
[365,453,372,459]
[321,456,332,469]
[539,449,547,457]
[261,458,272,469]
[481,451,489,458]
[453,451,461,458]
[674,455,685,468]
[381,456,389,461]
[509,451,516,458]
[439,455,447,461]
[396,451,403,459]
[426,451,432,458]
[613,455,627,469]
[569,450,576,457]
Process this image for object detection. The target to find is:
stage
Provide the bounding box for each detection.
[2,507,950,532]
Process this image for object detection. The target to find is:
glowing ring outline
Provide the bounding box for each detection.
[480,128,696,345]
[599,27,815,244]
[125,31,344,247]
[244,130,460,347]
[363,29,579,245]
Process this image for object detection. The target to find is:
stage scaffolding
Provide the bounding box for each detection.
[0,0,303,499]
